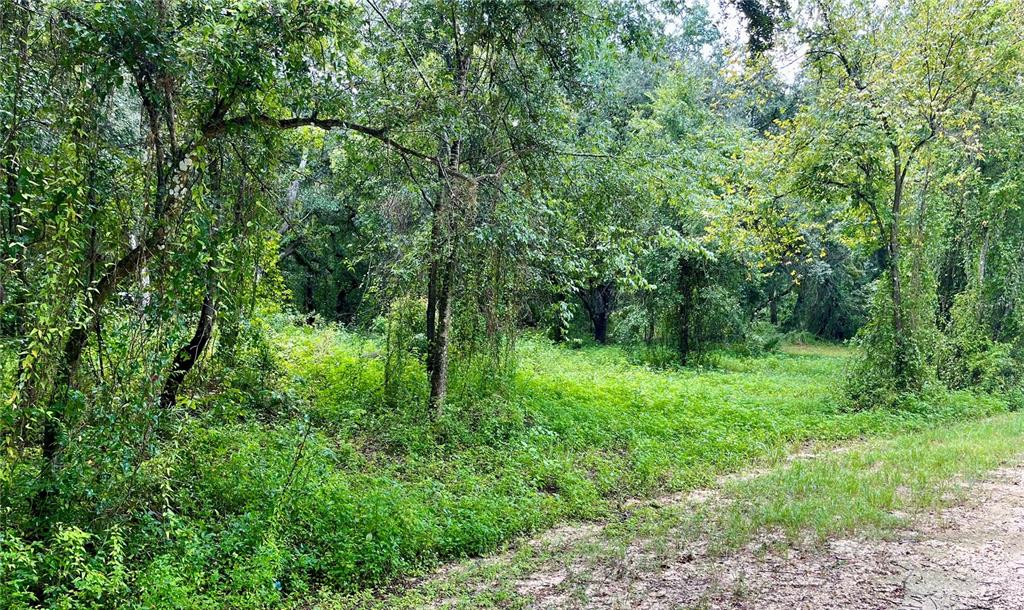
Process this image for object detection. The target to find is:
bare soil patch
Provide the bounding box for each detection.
[518,462,1024,609]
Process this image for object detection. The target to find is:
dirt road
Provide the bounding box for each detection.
[518,464,1024,609]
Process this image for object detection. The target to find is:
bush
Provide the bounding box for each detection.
[845,286,930,410]
[938,291,1023,394]
[739,321,783,356]
[0,531,39,610]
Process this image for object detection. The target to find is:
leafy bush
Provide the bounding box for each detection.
[939,291,1023,394]
[736,321,783,356]
[0,531,39,610]
[845,285,930,410]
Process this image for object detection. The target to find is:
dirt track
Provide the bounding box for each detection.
[514,463,1024,609]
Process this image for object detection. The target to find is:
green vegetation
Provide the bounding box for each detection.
[363,411,1024,610]
[721,412,1024,544]
[2,0,1024,607]
[7,325,1014,608]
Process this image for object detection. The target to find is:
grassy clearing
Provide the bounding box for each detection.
[779,342,856,358]
[719,411,1024,544]
[606,413,1024,560]
[361,411,1024,610]
[156,323,1015,606]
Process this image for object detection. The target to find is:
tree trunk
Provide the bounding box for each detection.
[428,257,453,416]
[889,167,906,339]
[425,215,442,376]
[578,281,614,344]
[678,299,692,366]
[425,160,460,417]
[593,310,609,344]
[159,288,216,409]
[424,46,477,417]
[887,157,918,391]
[677,257,703,365]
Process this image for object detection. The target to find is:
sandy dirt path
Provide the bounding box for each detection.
[517,462,1024,610]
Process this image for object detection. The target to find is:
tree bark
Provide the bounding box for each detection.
[578,281,615,344]
[889,161,906,339]
[425,161,457,417]
[159,288,216,409]
[593,311,609,344]
[427,257,453,416]
[425,213,441,375]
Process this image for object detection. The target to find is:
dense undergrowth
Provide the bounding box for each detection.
[1,322,1013,609]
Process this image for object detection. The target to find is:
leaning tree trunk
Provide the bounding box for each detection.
[159,286,216,409]
[889,162,907,338]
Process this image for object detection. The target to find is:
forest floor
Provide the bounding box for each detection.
[367,413,1024,610]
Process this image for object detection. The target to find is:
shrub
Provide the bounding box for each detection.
[938,291,1022,394]
[0,531,39,610]
[845,286,930,410]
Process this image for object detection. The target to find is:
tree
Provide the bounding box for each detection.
[779,0,1021,392]
[6,0,360,529]
[349,0,605,414]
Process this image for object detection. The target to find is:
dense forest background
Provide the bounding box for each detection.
[1,0,1023,607]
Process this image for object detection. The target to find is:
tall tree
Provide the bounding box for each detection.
[779,0,1021,392]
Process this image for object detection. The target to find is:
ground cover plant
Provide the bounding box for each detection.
[355,410,1024,610]
[5,323,1008,608]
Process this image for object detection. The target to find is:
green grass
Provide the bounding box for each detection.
[719,411,1024,544]
[779,342,856,358]
[360,412,1024,610]
[130,325,1012,606]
